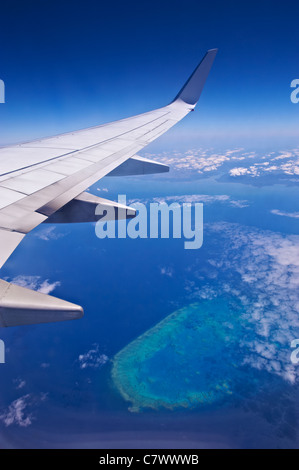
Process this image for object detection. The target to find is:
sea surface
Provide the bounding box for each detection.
[0,147,298,448]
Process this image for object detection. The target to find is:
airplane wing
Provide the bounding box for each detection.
[0,49,217,327]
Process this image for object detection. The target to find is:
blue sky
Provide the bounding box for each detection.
[0,0,298,148]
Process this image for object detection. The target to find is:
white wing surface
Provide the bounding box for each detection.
[0,49,217,326]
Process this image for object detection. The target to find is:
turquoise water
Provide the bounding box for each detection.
[112,298,256,412]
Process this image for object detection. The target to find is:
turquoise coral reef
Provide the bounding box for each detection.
[112,298,248,412]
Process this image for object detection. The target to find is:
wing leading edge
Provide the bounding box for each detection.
[0,49,217,326]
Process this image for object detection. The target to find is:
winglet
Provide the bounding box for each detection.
[173,49,218,106]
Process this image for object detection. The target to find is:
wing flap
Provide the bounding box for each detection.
[0,229,25,268]
[107,155,169,176]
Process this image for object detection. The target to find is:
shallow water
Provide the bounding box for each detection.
[112,298,260,412]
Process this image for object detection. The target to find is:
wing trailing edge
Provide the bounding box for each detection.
[0,229,25,269]
[0,279,83,327]
[45,192,136,224]
[107,155,169,176]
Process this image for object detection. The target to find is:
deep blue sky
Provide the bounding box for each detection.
[0,0,298,148]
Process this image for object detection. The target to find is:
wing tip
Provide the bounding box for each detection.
[172,48,218,106]
[0,279,84,327]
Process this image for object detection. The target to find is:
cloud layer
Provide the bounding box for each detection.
[186,222,299,384]
[142,148,299,180]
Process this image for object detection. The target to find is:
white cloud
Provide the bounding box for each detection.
[0,395,33,427]
[8,275,61,295]
[271,151,294,161]
[34,226,65,241]
[228,199,250,208]
[0,393,48,428]
[187,222,299,384]
[129,194,249,208]
[144,148,245,174]
[96,187,109,192]
[78,344,109,370]
[230,167,250,177]
[229,150,299,178]
[160,266,174,277]
[271,209,299,219]
[141,148,299,180]
[14,379,26,390]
